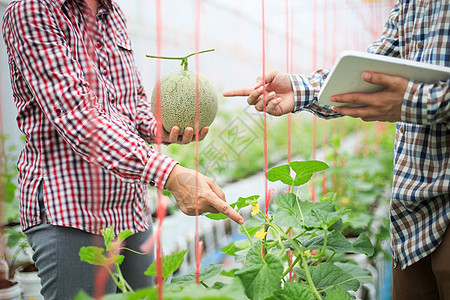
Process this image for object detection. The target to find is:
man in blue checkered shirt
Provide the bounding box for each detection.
[225,1,449,299]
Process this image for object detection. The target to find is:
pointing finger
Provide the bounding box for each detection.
[223,87,254,97]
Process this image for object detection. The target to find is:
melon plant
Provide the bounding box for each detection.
[147,49,218,135]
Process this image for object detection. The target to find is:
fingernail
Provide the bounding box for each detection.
[362,72,372,81]
[257,86,263,92]
[239,219,244,225]
[330,97,336,102]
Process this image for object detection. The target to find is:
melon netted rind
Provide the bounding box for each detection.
[151,70,218,135]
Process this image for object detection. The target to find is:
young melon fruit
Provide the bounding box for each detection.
[151,70,218,135]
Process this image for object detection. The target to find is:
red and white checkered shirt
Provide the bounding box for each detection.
[2,0,177,235]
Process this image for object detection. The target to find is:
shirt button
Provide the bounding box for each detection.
[400,127,405,134]
[150,181,155,186]
[55,108,62,115]
[417,41,422,50]
[96,41,103,48]
[103,70,109,76]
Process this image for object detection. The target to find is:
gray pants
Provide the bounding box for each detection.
[24,185,155,300]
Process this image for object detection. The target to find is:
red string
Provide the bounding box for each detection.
[284,0,294,283]
[154,1,164,298]
[194,0,201,285]
[261,0,268,259]
[309,0,318,203]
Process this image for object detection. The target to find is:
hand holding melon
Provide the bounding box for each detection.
[148,49,218,138]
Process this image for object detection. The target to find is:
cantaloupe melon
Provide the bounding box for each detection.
[148,49,218,135]
[151,70,218,134]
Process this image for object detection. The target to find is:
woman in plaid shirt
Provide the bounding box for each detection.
[225,1,449,299]
[2,0,244,298]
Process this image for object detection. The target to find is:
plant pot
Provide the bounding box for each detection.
[0,279,21,300]
[15,264,43,300]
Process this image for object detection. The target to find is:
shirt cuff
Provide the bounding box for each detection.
[141,151,178,189]
[289,73,317,112]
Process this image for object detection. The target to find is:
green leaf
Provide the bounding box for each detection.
[303,230,353,253]
[235,241,283,299]
[289,160,329,186]
[101,226,115,251]
[79,246,107,266]
[204,195,259,220]
[266,282,315,300]
[352,233,374,256]
[220,268,239,278]
[267,164,293,185]
[295,262,360,292]
[171,264,223,284]
[145,250,188,283]
[273,194,336,229]
[204,213,228,220]
[310,208,348,230]
[326,285,351,300]
[335,262,373,284]
[74,290,93,300]
[234,247,251,263]
[130,278,246,300]
[117,230,133,243]
[237,195,260,209]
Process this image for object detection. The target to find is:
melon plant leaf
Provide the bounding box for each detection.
[325,285,351,300]
[235,241,284,300]
[289,160,329,186]
[273,193,336,229]
[205,195,259,220]
[352,233,374,256]
[101,226,115,251]
[171,264,222,284]
[74,290,130,300]
[220,268,239,278]
[303,230,353,253]
[267,164,293,185]
[234,247,251,263]
[204,213,228,220]
[294,262,360,292]
[335,262,373,284]
[79,246,107,266]
[145,250,188,283]
[310,208,348,230]
[265,282,315,300]
[130,278,246,300]
[118,230,133,244]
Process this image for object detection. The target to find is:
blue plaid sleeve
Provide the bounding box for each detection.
[289,69,341,119]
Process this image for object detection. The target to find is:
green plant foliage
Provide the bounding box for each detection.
[145,250,188,283]
[235,241,284,299]
[78,159,377,300]
[265,282,315,300]
[171,264,222,285]
[129,278,246,300]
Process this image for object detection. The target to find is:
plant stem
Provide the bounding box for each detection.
[259,212,322,300]
[146,49,215,71]
[312,229,328,265]
[282,254,301,278]
[240,225,254,246]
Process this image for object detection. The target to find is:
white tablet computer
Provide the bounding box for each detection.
[318,50,450,106]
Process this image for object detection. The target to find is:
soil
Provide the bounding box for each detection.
[21,263,38,273]
[0,279,18,289]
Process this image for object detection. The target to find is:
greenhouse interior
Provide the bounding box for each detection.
[1,0,448,299]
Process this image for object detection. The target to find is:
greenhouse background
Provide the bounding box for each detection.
[0,0,400,299]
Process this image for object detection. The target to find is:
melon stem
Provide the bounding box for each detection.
[146,49,215,71]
